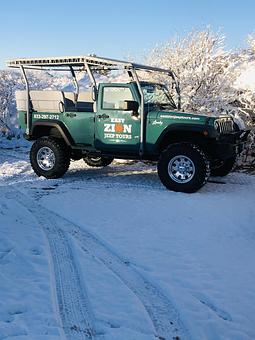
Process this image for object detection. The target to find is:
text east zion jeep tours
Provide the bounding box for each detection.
[8,55,249,193]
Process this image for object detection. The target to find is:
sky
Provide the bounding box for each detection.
[0,0,254,68]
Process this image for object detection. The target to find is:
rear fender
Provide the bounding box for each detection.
[29,121,75,146]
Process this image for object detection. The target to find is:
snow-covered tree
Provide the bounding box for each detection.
[233,36,255,167]
[145,29,246,117]
[0,70,18,136]
[234,36,255,122]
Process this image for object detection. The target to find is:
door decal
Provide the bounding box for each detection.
[104,118,132,141]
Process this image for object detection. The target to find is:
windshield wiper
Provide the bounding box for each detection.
[149,102,176,110]
[160,103,177,110]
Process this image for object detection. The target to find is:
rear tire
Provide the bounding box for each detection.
[30,137,70,178]
[83,156,114,167]
[211,156,236,177]
[157,143,210,193]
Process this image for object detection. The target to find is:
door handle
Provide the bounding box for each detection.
[97,113,110,119]
[65,112,77,118]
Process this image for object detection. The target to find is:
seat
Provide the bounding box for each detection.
[15,90,66,113]
[63,91,94,112]
[16,90,28,111]
[30,91,66,113]
[15,90,95,113]
[63,92,76,110]
[76,92,94,112]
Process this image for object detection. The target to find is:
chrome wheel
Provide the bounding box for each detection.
[37,147,56,171]
[168,155,195,184]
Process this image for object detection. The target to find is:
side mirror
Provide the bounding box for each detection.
[91,85,97,101]
[123,100,139,114]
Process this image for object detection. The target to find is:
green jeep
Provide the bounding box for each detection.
[8,55,249,193]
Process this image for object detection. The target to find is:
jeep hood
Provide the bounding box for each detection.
[149,110,215,124]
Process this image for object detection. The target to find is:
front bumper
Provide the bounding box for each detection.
[208,130,250,160]
[217,130,250,144]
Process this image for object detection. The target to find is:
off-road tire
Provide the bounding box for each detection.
[157,143,210,193]
[211,156,236,177]
[30,137,70,178]
[83,156,114,167]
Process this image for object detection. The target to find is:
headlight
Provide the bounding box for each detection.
[214,120,220,132]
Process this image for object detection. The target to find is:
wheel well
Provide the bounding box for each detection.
[31,123,73,146]
[157,131,207,153]
[33,126,61,138]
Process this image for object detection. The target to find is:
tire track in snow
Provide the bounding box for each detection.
[68,225,189,340]
[44,227,96,340]
[5,187,96,340]
[7,187,189,339]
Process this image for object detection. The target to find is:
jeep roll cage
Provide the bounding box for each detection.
[7,55,181,156]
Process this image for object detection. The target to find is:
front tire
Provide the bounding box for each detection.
[157,143,210,193]
[210,156,236,177]
[83,156,114,167]
[30,137,70,178]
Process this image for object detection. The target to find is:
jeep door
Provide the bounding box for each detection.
[95,84,140,153]
[63,110,94,146]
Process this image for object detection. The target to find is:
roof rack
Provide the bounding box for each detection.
[7,55,172,74]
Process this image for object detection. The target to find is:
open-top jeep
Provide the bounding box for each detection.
[8,55,249,192]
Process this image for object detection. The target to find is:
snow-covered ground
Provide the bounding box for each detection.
[0,145,255,340]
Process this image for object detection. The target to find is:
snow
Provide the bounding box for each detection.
[1,146,255,339]
[40,179,255,340]
[0,137,30,150]
[235,63,255,91]
[0,188,62,339]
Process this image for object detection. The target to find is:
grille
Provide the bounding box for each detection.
[214,118,234,134]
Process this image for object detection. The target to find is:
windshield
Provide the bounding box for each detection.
[141,83,177,109]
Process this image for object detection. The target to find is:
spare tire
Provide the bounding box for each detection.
[83,156,114,167]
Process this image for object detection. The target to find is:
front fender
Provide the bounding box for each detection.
[155,123,216,151]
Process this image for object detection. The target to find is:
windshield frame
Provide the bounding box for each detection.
[141,82,177,110]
